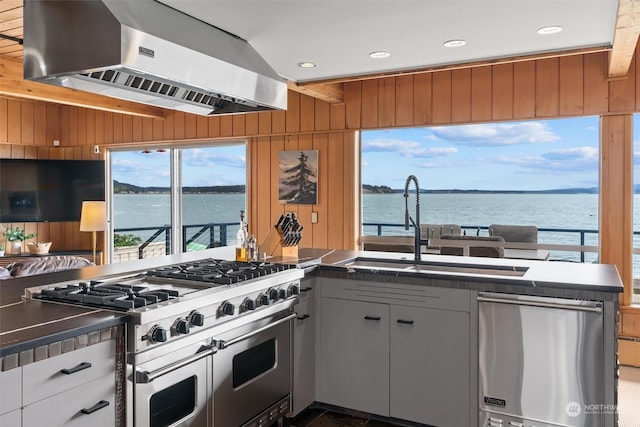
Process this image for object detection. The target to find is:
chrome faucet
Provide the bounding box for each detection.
[403,175,429,261]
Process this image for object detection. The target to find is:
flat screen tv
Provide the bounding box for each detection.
[0,159,105,222]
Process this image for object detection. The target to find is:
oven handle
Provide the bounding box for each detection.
[214,312,297,350]
[135,345,216,384]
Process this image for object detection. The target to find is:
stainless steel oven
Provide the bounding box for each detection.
[213,307,295,427]
[131,340,215,427]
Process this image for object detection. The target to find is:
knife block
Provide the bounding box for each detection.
[261,228,299,258]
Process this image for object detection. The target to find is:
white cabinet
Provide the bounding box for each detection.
[0,409,21,426]
[292,277,316,416]
[319,297,389,416]
[22,340,115,406]
[1,337,117,427]
[23,375,115,427]
[0,366,22,416]
[390,305,470,427]
[317,277,473,426]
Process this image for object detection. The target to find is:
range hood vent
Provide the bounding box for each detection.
[23,0,287,116]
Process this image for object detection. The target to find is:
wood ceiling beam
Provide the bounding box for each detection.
[0,56,166,119]
[609,0,640,78]
[287,81,344,104]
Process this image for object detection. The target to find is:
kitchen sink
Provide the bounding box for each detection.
[339,257,529,277]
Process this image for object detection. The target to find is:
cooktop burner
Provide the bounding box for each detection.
[146,259,292,285]
[31,259,297,312]
[38,280,182,310]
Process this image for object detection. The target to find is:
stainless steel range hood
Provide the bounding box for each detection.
[23,0,287,116]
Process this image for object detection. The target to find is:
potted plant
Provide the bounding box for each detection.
[0,244,4,256]
[2,225,37,254]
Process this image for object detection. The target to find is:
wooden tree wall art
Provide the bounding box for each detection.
[278,150,318,204]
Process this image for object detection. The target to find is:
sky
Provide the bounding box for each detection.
[111,145,247,188]
[110,116,640,191]
[363,117,603,191]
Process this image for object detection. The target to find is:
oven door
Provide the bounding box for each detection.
[213,310,295,427]
[131,343,215,427]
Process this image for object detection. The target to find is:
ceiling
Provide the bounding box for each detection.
[1,0,639,114]
[157,0,619,84]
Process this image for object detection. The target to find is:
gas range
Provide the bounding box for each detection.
[26,258,304,355]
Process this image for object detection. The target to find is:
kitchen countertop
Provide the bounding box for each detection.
[295,248,624,297]
[0,245,622,359]
[0,247,236,359]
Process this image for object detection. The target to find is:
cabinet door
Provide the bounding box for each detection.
[319,297,389,416]
[390,305,470,427]
[292,297,315,416]
[23,375,114,427]
[0,367,21,415]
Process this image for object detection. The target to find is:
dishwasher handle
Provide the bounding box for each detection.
[478,295,602,313]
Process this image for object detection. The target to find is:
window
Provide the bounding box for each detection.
[108,143,246,263]
[361,117,600,263]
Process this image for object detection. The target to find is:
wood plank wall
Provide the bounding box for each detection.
[0,48,637,291]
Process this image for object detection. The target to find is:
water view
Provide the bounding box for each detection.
[112,192,640,282]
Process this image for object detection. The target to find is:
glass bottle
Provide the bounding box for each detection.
[235,210,248,262]
[247,235,257,261]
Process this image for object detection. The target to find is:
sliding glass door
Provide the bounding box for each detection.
[107,143,246,263]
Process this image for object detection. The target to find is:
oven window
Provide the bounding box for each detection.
[149,376,196,427]
[233,338,276,388]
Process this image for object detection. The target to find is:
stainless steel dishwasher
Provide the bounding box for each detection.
[478,292,604,427]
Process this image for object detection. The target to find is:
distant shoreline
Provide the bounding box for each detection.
[114,181,600,195]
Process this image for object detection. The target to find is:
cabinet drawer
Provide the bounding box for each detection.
[0,408,21,426]
[318,277,470,311]
[23,340,115,405]
[23,375,115,427]
[0,367,22,415]
[298,277,315,302]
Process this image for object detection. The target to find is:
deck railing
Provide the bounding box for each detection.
[114,222,604,262]
[363,223,601,263]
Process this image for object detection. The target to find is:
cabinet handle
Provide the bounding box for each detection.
[296,314,310,320]
[396,319,414,325]
[81,400,110,415]
[300,287,313,293]
[364,316,381,321]
[60,362,92,375]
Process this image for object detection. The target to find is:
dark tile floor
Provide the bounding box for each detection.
[288,407,406,427]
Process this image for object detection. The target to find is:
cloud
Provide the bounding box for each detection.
[495,146,598,173]
[429,122,561,146]
[362,138,457,157]
[182,149,246,168]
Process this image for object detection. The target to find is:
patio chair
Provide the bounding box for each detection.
[439,235,505,258]
[420,224,462,239]
[488,224,538,243]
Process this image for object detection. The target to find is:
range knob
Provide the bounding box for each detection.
[220,301,235,316]
[278,289,287,300]
[188,310,205,327]
[288,284,301,296]
[258,293,270,306]
[148,325,167,344]
[241,298,256,312]
[268,288,279,301]
[173,318,190,335]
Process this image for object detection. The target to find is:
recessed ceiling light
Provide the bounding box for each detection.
[298,62,316,68]
[369,51,390,59]
[537,26,562,35]
[443,39,466,48]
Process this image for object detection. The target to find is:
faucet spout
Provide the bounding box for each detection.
[402,175,427,261]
